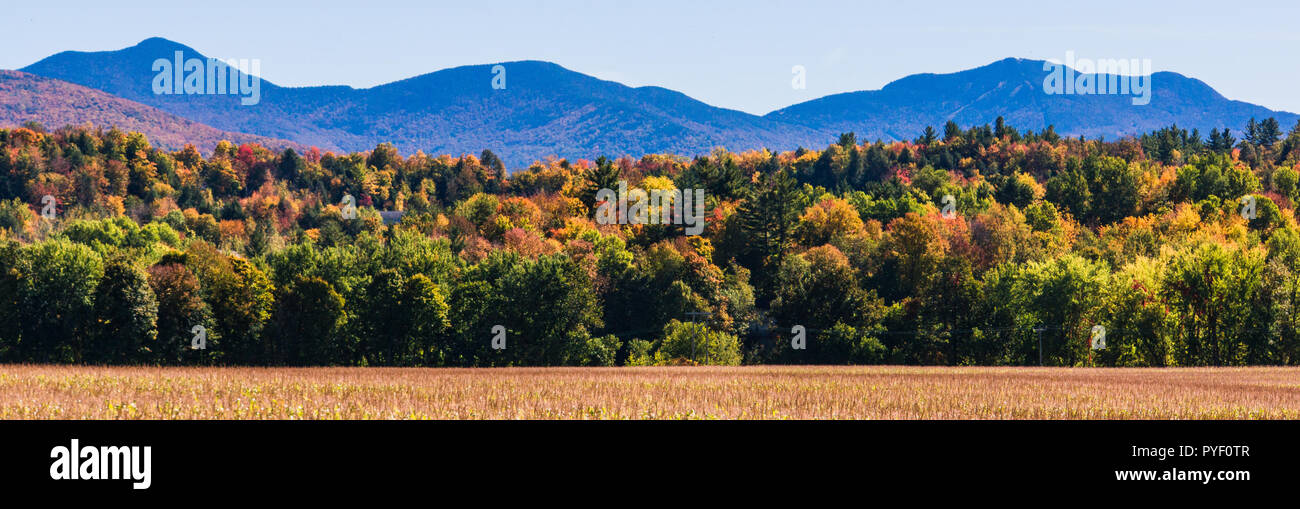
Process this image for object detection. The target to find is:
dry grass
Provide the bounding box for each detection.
[1,365,1298,419]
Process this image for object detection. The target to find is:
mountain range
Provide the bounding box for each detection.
[8,37,1298,167]
[768,57,1298,143]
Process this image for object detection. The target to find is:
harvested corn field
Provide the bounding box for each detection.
[1,365,1298,420]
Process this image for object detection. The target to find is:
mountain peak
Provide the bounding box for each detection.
[126,37,203,56]
[135,36,182,47]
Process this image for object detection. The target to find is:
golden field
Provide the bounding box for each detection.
[0,365,1298,419]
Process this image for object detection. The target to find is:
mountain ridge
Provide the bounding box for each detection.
[14,38,1300,165]
[767,57,1297,142]
[19,39,830,164]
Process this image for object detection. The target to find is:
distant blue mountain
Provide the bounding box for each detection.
[17,40,1300,166]
[766,57,1298,142]
[20,38,826,166]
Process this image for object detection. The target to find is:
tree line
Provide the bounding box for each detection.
[2,116,1300,366]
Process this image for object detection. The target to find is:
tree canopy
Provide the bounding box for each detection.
[2,118,1300,366]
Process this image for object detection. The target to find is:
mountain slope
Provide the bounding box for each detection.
[767,58,1299,141]
[21,38,828,165]
[0,70,305,152]
[18,40,1300,164]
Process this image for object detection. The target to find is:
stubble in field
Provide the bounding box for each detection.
[0,365,1297,419]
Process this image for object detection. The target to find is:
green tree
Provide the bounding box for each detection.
[578,157,621,212]
[15,239,104,362]
[737,157,802,295]
[1045,156,1138,225]
[0,241,23,360]
[360,269,449,366]
[86,259,158,364]
[976,255,1109,366]
[453,252,601,366]
[269,276,346,365]
[1099,258,1175,366]
[403,273,451,365]
[1162,243,1266,366]
[656,320,741,365]
[1272,166,1298,202]
[190,245,274,364]
[918,126,938,145]
[770,245,883,334]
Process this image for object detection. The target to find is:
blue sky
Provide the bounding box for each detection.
[5,0,1299,115]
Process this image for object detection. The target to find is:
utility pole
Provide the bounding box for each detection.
[1034,325,1046,367]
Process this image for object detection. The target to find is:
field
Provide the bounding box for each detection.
[0,365,1298,419]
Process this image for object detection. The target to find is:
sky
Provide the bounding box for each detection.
[4,0,1299,115]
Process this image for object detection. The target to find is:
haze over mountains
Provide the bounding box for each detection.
[10,37,1299,166]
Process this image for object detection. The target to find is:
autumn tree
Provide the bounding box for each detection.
[148,263,214,364]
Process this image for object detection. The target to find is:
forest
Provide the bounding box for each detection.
[2,116,1300,367]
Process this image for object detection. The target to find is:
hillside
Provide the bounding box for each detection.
[0,69,305,153]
